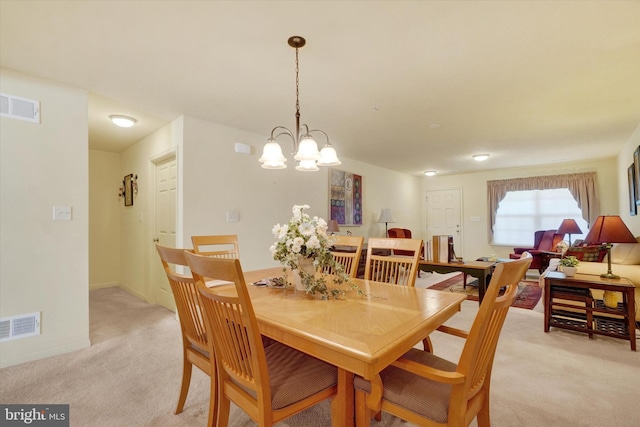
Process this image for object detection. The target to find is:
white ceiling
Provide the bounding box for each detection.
[1,1,639,176]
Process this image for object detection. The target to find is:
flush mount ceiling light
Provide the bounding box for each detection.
[259,36,341,171]
[109,115,137,128]
[472,154,490,162]
[424,171,436,176]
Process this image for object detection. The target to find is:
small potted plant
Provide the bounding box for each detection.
[559,255,580,277]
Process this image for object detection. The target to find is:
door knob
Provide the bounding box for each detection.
[153,238,159,243]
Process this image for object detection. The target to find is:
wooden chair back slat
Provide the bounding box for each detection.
[191,235,240,259]
[326,235,364,278]
[364,238,422,286]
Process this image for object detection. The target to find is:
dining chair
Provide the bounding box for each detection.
[364,237,423,286]
[184,252,339,427]
[354,256,532,427]
[326,235,365,278]
[191,234,240,259]
[155,245,216,426]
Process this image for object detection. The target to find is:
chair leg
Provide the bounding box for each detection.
[477,401,491,427]
[355,389,372,427]
[215,391,231,427]
[175,353,192,414]
[207,370,217,427]
[422,336,433,353]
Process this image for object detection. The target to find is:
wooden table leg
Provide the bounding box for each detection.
[626,289,636,351]
[331,368,354,427]
[544,280,551,332]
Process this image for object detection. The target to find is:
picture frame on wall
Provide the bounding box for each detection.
[124,174,134,207]
[628,164,636,216]
[329,169,362,226]
[634,146,640,207]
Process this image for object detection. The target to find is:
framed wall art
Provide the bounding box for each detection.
[329,169,362,226]
[124,174,134,207]
[629,164,636,216]
[634,146,640,207]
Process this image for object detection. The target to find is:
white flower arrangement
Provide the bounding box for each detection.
[270,204,359,298]
[270,204,335,270]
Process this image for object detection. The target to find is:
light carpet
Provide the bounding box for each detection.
[1,286,639,426]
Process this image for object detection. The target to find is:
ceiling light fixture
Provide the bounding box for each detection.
[424,171,436,176]
[472,154,490,161]
[109,115,137,128]
[259,36,341,171]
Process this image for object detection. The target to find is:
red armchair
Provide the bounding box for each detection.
[509,229,564,273]
[387,228,423,276]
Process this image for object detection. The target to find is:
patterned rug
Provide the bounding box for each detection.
[427,273,542,310]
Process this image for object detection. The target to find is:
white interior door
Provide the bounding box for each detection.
[426,189,463,257]
[153,156,177,311]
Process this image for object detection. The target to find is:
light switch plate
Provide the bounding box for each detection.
[226,210,239,222]
[53,206,72,221]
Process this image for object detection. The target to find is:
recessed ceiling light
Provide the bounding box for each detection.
[424,170,436,176]
[472,154,490,162]
[429,124,441,129]
[109,115,137,128]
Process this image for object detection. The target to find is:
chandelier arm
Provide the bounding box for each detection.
[270,127,299,155]
[306,129,331,145]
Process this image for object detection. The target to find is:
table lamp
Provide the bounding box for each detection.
[378,208,396,237]
[583,215,636,280]
[327,220,340,236]
[557,218,582,247]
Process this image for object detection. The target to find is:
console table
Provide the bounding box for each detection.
[419,260,495,303]
[544,271,636,351]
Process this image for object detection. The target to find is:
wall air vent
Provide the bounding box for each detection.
[0,312,41,342]
[0,93,40,123]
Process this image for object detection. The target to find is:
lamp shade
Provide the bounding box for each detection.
[327,220,340,233]
[378,208,396,223]
[584,215,636,244]
[558,218,582,235]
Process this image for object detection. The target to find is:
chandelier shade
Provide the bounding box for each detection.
[260,36,341,171]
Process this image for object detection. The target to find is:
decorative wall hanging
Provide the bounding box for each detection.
[329,169,362,226]
[628,164,636,216]
[118,174,138,206]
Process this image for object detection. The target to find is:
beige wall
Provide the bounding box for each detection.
[89,150,121,288]
[118,122,177,301]
[0,69,90,368]
[422,157,619,261]
[181,116,423,271]
[109,115,422,303]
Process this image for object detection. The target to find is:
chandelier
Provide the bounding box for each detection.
[259,36,341,171]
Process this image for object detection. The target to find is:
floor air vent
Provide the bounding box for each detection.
[0,93,40,123]
[0,312,41,342]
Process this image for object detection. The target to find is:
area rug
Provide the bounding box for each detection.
[427,273,542,310]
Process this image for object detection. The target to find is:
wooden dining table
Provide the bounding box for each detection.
[219,267,467,426]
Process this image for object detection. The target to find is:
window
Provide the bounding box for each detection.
[493,188,589,246]
[487,172,600,244]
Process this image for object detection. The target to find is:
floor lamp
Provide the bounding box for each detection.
[378,208,396,237]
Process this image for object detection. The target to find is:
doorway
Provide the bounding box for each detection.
[152,155,177,311]
[426,189,463,258]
